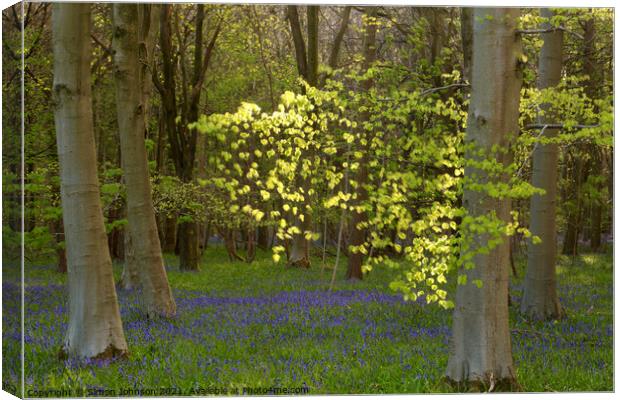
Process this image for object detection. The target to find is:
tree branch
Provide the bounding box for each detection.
[90,33,113,55]
[328,6,352,69]
[420,82,470,96]
[189,17,223,106]
[525,123,600,130]
[517,26,584,40]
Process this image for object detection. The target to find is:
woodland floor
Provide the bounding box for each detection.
[2,246,613,395]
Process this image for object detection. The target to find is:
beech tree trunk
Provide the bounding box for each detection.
[113,3,176,318]
[520,8,564,321]
[445,8,522,389]
[52,3,127,359]
[346,7,377,281]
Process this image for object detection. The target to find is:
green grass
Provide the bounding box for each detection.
[2,246,613,395]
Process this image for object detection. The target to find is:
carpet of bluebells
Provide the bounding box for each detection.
[2,247,613,395]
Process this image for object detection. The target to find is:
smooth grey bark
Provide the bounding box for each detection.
[113,3,176,318]
[445,8,522,389]
[52,3,128,359]
[520,8,564,321]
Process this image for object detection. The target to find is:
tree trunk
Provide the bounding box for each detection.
[306,5,319,86]
[445,8,522,389]
[113,3,176,317]
[288,227,310,268]
[161,216,177,253]
[257,225,270,250]
[327,6,352,70]
[284,5,320,268]
[52,3,127,359]
[460,8,473,83]
[590,150,603,251]
[562,153,583,256]
[154,4,219,271]
[107,206,125,260]
[178,221,200,270]
[520,8,564,321]
[345,7,377,281]
[428,8,447,87]
[286,6,308,81]
[582,16,603,252]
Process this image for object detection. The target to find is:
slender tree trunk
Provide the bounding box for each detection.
[306,5,319,86]
[162,216,177,253]
[346,7,377,281]
[178,221,200,270]
[520,8,564,321]
[154,4,220,271]
[428,8,447,87]
[286,6,308,81]
[285,5,320,268]
[460,7,473,83]
[582,16,603,252]
[590,149,603,251]
[53,3,127,359]
[113,3,176,317]
[327,6,352,70]
[288,220,311,268]
[445,8,522,389]
[562,152,582,256]
[257,225,270,250]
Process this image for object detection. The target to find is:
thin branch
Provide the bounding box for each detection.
[90,33,113,56]
[515,124,549,177]
[525,123,600,130]
[517,123,605,177]
[420,82,470,96]
[517,26,584,40]
[376,82,470,102]
[189,17,223,106]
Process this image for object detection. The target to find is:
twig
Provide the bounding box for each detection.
[420,82,470,96]
[377,82,470,102]
[517,26,584,40]
[515,124,549,177]
[525,123,599,130]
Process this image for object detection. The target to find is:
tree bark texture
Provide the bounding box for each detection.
[520,8,564,321]
[445,8,522,389]
[52,2,128,359]
[113,3,176,317]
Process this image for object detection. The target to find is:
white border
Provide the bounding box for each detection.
[0,2,616,400]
